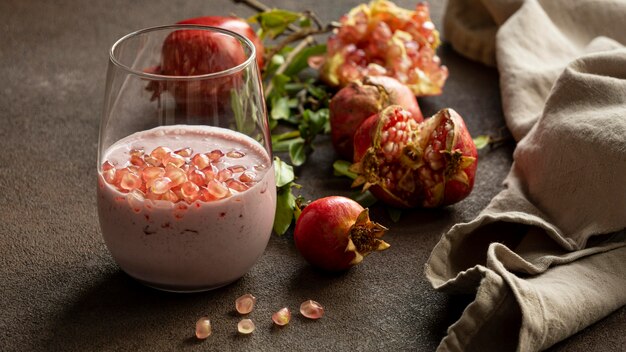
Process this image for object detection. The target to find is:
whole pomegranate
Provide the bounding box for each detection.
[294,196,390,271]
[146,16,264,116]
[177,16,264,69]
[351,106,477,208]
[317,0,448,96]
[330,76,423,160]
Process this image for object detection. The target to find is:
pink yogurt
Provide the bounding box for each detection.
[97,125,276,292]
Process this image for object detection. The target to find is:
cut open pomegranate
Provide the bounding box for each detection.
[317,0,448,96]
[352,106,477,208]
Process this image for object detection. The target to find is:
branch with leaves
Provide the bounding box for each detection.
[231,0,340,234]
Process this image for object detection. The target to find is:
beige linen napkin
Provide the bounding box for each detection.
[425,0,626,351]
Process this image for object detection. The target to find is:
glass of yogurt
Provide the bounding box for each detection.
[97,25,275,292]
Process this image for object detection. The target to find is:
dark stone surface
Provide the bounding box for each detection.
[0,0,623,351]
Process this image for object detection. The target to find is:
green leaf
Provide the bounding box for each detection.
[387,207,403,223]
[274,157,295,187]
[249,9,303,39]
[307,108,329,136]
[270,96,290,121]
[351,190,378,207]
[272,137,303,153]
[273,187,296,235]
[473,135,491,150]
[272,130,300,142]
[283,44,327,77]
[306,82,328,100]
[299,17,312,28]
[289,139,307,166]
[333,160,358,180]
[264,54,285,78]
[271,73,291,96]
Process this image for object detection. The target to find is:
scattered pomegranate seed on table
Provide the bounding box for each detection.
[237,319,255,334]
[271,307,291,326]
[235,293,256,314]
[300,300,324,319]
[195,317,212,339]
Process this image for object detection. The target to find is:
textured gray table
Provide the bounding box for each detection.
[1,0,623,351]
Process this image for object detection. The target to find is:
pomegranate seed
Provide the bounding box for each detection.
[237,319,255,334]
[207,149,224,162]
[160,190,179,202]
[195,317,212,339]
[208,181,230,199]
[202,166,217,181]
[235,294,256,314]
[192,153,210,170]
[175,147,193,158]
[227,180,249,193]
[227,165,246,174]
[127,165,141,174]
[143,155,161,167]
[142,166,165,182]
[226,150,245,158]
[129,148,144,157]
[150,146,172,161]
[102,161,116,184]
[130,155,146,167]
[113,168,129,185]
[172,187,183,200]
[272,308,291,326]
[127,189,144,213]
[180,181,200,203]
[198,187,215,202]
[300,300,324,319]
[239,171,256,183]
[164,152,185,168]
[150,177,172,195]
[102,161,115,171]
[145,188,161,201]
[217,169,233,182]
[165,164,187,187]
[188,169,207,186]
[120,170,142,191]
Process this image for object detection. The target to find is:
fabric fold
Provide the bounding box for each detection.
[426,0,626,350]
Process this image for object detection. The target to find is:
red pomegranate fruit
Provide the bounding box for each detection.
[330,76,423,160]
[146,16,264,117]
[317,0,448,96]
[351,106,477,208]
[294,196,390,271]
[177,16,264,68]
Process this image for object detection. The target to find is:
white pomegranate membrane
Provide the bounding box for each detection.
[97,125,276,292]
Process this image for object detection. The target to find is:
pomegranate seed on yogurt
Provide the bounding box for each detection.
[97,125,276,292]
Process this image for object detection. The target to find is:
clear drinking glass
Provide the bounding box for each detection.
[97,25,276,292]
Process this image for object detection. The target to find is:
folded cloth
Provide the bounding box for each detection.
[425,0,626,351]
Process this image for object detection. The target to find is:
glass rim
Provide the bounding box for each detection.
[109,24,257,81]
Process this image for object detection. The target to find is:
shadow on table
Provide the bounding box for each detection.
[43,270,235,351]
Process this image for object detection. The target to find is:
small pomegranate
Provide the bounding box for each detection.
[351,106,477,208]
[330,76,423,160]
[294,196,390,271]
[316,0,448,96]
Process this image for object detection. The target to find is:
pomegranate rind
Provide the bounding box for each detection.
[417,108,478,206]
[351,106,478,208]
[352,105,423,208]
[319,0,448,96]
